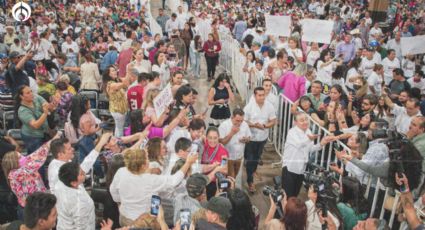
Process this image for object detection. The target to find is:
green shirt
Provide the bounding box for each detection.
[337,202,367,230]
[306,93,326,111]
[18,95,48,138]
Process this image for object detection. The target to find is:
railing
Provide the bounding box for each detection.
[217,28,404,229]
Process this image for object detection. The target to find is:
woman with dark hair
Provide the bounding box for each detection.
[203,33,221,81]
[331,65,348,95]
[314,49,341,89]
[16,85,50,154]
[202,127,229,199]
[152,52,170,88]
[103,65,129,137]
[208,73,234,127]
[242,34,254,50]
[336,177,368,230]
[181,22,193,71]
[324,84,348,108]
[190,35,203,78]
[227,188,258,230]
[173,84,194,120]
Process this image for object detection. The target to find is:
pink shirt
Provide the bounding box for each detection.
[277,71,306,102]
[201,141,229,165]
[116,48,133,78]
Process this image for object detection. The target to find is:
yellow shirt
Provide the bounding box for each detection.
[107,81,128,114]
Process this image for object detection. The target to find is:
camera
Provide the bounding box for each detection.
[262,176,283,203]
[304,163,339,220]
[215,172,229,190]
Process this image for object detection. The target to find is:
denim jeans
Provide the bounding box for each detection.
[190,50,201,77]
[244,140,267,184]
[21,132,43,155]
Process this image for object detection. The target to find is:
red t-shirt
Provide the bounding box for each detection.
[202,141,229,165]
[127,85,144,110]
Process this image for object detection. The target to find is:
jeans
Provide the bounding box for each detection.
[190,50,201,77]
[111,112,126,137]
[244,140,267,184]
[21,132,43,155]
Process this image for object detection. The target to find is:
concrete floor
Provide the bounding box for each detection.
[149,1,283,228]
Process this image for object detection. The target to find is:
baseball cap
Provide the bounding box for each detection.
[202,196,232,219]
[8,51,23,59]
[186,173,209,198]
[0,53,7,59]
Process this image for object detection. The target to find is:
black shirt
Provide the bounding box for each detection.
[6,63,29,96]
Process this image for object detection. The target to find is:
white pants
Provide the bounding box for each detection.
[111,112,126,137]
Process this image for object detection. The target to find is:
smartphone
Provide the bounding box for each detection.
[150,195,161,216]
[221,158,227,167]
[180,209,191,230]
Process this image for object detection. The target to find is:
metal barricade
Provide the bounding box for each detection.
[216,29,404,229]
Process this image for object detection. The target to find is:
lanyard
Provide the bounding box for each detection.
[202,144,219,164]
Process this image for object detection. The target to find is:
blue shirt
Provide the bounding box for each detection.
[100,50,118,71]
[233,20,247,42]
[336,41,356,63]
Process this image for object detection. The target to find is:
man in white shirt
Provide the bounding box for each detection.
[407,70,425,95]
[369,23,382,42]
[386,32,402,60]
[360,48,380,79]
[61,35,79,61]
[244,87,277,192]
[219,108,251,179]
[382,49,401,85]
[176,6,188,30]
[282,112,335,198]
[384,93,422,135]
[55,162,95,230]
[165,13,180,36]
[48,133,111,193]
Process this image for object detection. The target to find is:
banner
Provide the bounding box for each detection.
[153,85,173,117]
[401,35,425,56]
[301,19,334,44]
[265,15,291,37]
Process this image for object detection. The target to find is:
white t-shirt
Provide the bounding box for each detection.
[367,71,383,95]
[407,78,425,94]
[360,57,377,79]
[218,119,252,160]
[346,67,359,89]
[316,60,334,86]
[382,57,400,85]
[306,50,321,67]
[402,59,415,79]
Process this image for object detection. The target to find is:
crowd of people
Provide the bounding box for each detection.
[0,0,425,229]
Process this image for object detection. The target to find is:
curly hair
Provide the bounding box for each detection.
[123,148,148,174]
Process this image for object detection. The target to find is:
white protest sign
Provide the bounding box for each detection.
[301,19,334,44]
[265,15,291,37]
[153,86,173,117]
[401,35,425,56]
